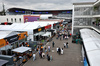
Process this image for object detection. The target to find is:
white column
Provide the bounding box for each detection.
[72,5,75,35]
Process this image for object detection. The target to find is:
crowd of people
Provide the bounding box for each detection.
[33,23,72,62]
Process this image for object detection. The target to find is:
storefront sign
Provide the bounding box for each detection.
[0,39,6,48]
[18,32,28,40]
[45,25,51,29]
[34,27,45,34]
[38,28,41,31]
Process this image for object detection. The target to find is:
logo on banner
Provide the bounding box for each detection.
[38,28,41,31]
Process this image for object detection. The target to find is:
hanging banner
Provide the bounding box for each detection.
[0,39,6,48]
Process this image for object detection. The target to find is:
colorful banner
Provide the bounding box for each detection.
[45,25,51,29]
[24,15,40,23]
[0,39,6,48]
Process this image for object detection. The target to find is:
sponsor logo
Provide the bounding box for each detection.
[10,37,18,41]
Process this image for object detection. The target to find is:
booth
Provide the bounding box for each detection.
[0,31,28,55]
[12,47,32,66]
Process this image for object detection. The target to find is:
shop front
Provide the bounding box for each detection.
[33,27,45,41]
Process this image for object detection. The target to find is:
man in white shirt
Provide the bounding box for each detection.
[33,53,36,61]
[56,47,58,53]
[48,46,50,52]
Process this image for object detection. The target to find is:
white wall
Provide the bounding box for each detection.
[40,14,53,19]
[0,15,24,23]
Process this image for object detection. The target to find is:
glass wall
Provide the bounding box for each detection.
[74,18,92,26]
[74,7,93,16]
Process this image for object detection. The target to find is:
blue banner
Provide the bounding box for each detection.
[84,57,88,66]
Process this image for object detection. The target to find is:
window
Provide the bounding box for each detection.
[19,18,21,22]
[7,18,8,22]
[15,18,16,22]
[11,18,13,22]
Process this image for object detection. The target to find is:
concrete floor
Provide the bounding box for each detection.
[23,36,83,66]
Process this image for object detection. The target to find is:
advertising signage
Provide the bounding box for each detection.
[4,32,28,43]
[18,32,28,40]
[0,39,6,48]
[34,27,45,34]
[45,25,51,29]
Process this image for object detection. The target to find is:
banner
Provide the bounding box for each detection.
[4,35,19,43]
[45,25,51,29]
[0,39,6,48]
[18,32,28,40]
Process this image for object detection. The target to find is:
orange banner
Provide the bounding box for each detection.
[18,32,28,40]
[0,39,6,48]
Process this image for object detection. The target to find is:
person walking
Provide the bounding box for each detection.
[63,42,66,48]
[46,52,49,59]
[48,45,51,52]
[58,47,61,55]
[33,53,36,61]
[66,42,68,48]
[48,56,50,61]
[52,41,55,47]
[40,51,42,58]
[50,55,52,61]
[56,47,58,53]
[61,48,64,55]
[42,52,45,58]
[45,47,47,53]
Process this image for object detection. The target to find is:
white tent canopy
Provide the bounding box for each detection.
[0,21,59,41]
[12,47,31,53]
[80,28,100,66]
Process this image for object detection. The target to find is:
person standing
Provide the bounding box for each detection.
[45,47,47,53]
[58,47,61,55]
[66,42,68,48]
[48,56,50,61]
[52,41,55,47]
[33,53,36,61]
[56,47,58,53]
[63,42,66,48]
[61,48,64,55]
[42,52,45,58]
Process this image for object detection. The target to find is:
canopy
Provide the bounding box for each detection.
[0,59,8,66]
[12,47,31,53]
[0,45,12,50]
[80,28,100,66]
